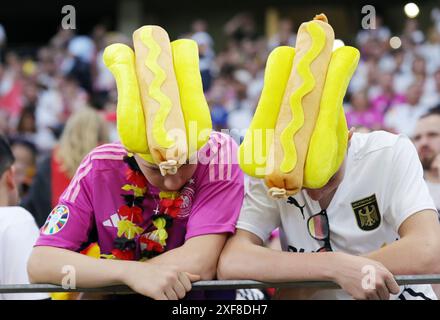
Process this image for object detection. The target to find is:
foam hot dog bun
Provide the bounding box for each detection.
[171,39,212,155]
[103,26,212,175]
[238,14,360,198]
[304,46,360,188]
[265,14,334,197]
[133,26,188,168]
[103,43,153,162]
[238,46,295,178]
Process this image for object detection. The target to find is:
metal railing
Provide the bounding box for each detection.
[1,275,440,294]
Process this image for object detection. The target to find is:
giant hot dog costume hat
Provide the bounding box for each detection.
[103,26,212,175]
[239,14,360,198]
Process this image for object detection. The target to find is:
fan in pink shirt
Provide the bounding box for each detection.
[35,132,243,256]
[29,131,244,300]
[29,25,244,301]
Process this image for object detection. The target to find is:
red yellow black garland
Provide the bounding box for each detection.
[93,153,183,261]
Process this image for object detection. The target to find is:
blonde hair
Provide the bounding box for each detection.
[56,107,110,178]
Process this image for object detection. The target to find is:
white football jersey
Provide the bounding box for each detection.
[237,131,438,300]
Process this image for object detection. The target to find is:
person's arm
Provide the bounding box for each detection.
[365,137,440,274]
[148,133,245,280]
[366,209,440,274]
[218,175,399,300]
[147,234,227,280]
[26,151,199,300]
[28,246,199,300]
[218,229,400,300]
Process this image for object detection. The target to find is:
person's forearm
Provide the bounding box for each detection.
[365,235,440,275]
[146,234,228,280]
[218,239,337,282]
[148,246,212,278]
[28,246,129,288]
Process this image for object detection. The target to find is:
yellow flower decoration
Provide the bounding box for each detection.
[100,254,116,259]
[122,184,147,197]
[159,191,180,199]
[117,220,144,239]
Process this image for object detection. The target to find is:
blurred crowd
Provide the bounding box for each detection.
[0,9,440,218]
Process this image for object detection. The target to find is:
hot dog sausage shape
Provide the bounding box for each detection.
[239,14,360,198]
[104,26,212,175]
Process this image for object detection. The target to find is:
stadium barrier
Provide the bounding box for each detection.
[1,275,440,294]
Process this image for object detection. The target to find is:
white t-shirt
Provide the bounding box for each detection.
[426,181,440,213]
[237,131,438,300]
[0,206,48,300]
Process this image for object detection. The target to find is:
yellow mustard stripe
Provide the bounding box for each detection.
[280,22,326,173]
[140,27,174,148]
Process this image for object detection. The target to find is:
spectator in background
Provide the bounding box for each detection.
[226,77,254,144]
[0,54,23,126]
[91,26,117,109]
[10,138,37,199]
[191,25,215,92]
[346,90,383,130]
[391,48,413,79]
[36,47,57,89]
[224,12,258,44]
[371,72,406,115]
[268,18,296,50]
[413,106,440,212]
[412,55,428,82]
[14,106,37,145]
[384,81,429,136]
[356,15,391,48]
[22,107,109,227]
[207,79,229,132]
[413,106,440,300]
[403,18,425,46]
[62,35,95,93]
[421,68,440,107]
[418,27,440,74]
[0,135,48,300]
[35,74,88,152]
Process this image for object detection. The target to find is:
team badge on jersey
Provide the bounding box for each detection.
[351,194,381,231]
[42,205,69,235]
[178,178,196,219]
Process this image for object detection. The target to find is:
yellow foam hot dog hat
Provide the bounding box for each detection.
[103,26,212,175]
[239,14,360,198]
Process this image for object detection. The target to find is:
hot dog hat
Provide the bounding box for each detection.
[239,14,360,198]
[103,26,212,175]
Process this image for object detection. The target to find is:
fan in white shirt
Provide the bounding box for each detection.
[0,135,48,300]
[219,27,440,299]
[219,130,440,300]
[237,131,438,299]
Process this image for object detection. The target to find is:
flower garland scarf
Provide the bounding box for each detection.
[98,153,183,261]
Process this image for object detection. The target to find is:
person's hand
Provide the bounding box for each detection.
[123,261,200,300]
[330,252,400,300]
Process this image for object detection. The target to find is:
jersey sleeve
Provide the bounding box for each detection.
[185,134,244,240]
[34,154,95,252]
[236,177,281,243]
[386,135,437,230]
